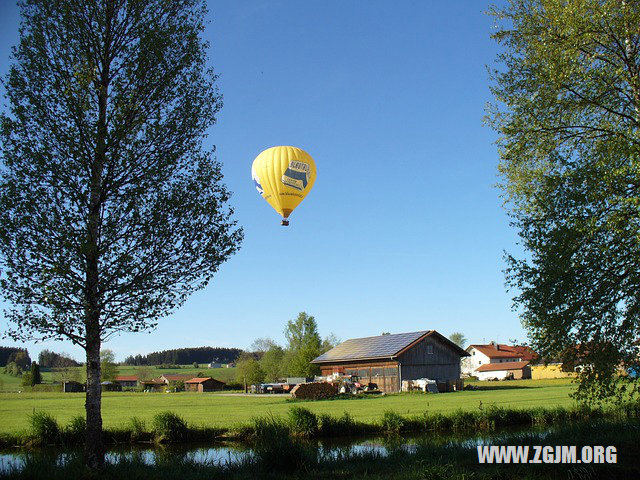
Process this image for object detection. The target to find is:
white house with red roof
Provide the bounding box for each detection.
[461,342,538,380]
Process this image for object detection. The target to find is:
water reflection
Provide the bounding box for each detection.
[0,426,547,474]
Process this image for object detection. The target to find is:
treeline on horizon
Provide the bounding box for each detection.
[124,347,242,366]
[0,346,30,367]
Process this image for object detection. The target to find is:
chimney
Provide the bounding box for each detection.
[496,344,500,351]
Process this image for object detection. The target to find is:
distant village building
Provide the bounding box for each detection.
[462,343,538,380]
[159,374,194,384]
[311,330,469,393]
[531,363,576,380]
[101,381,122,391]
[475,361,532,381]
[63,381,84,393]
[113,375,139,388]
[140,379,166,392]
[184,377,225,392]
[208,362,223,368]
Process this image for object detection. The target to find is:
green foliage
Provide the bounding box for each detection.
[38,350,80,368]
[0,347,29,368]
[135,366,154,382]
[260,345,285,382]
[65,415,86,443]
[8,351,31,370]
[100,350,119,382]
[380,410,405,433]
[152,411,188,443]
[128,417,147,442]
[21,372,33,387]
[245,414,290,442]
[30,362,41,384]
[29,411,60,444]
[448,332,466,348]
[487,0,640,405]
[2,361,22,377]
[283,312,323,377]
[318,412,359,436]
[0,0,243,345]
[288,406,318,437]
[235,353,265,387]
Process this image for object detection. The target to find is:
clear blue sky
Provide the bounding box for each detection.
[0,1,523,362]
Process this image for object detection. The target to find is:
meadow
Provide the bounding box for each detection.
[0,378,575,434]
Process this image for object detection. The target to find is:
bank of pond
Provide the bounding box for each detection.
[1,401,640,478]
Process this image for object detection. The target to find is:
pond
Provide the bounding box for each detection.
[0,426,548,474]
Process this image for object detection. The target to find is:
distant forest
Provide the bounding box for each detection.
[0,346,30,367]
[124,347,242,366]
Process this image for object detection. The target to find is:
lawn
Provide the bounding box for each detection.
[0,378,576,434]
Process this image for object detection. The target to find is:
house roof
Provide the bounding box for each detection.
[139,379,165,385]
[114,375,138,382]
[311,330,469,364]
[184,377,225,384]
[476,361,530,372]
[161,374,195,381]
[468,344,538,361]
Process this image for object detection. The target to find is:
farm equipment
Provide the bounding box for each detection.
[330,374,381,395]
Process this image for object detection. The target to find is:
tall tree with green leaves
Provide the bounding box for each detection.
[100,349,118,382]
[260,345,285,382]
[283,312,323,377]
[0,0,242,468]
[235,353,265,390]
[487,0,640,403]
[449,332,467,349]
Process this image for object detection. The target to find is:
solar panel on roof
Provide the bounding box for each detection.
[312,330,430,363]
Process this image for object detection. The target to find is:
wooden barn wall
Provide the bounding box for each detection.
[319,360,400,393]
[397,337,462,382]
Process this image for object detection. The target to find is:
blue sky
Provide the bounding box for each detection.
[0,1,523,362]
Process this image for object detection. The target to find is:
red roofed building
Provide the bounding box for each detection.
[475,361,532,381]
[159,374,196,384]
[113,375,138,388]
[462,343,538,379]
[184,377,225,392]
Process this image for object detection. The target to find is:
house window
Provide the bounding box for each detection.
[426,345,433,354]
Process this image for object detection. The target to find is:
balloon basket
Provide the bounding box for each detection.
[281,219,289,226]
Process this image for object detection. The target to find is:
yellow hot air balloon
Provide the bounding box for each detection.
[251,146,317,226]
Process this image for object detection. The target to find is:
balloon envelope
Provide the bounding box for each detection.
[251,146,317,223]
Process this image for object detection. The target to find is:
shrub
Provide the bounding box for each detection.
[249,414,289,441]
[380,410,405,433]
[129,416,147,442]
[29,411,60,444]
[152,411,187,443]
[65,415,86,443]
[288,406,318,437]
[318,412,354,436]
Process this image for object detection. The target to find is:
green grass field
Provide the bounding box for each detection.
[0,378,576,434]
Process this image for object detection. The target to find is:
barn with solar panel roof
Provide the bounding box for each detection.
[311,330,470,393]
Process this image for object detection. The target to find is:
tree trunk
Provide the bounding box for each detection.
[84,330,103,469]
[83,1,112,469]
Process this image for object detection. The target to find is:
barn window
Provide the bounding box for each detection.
[384,367,397,377]
[426,344,434,354]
